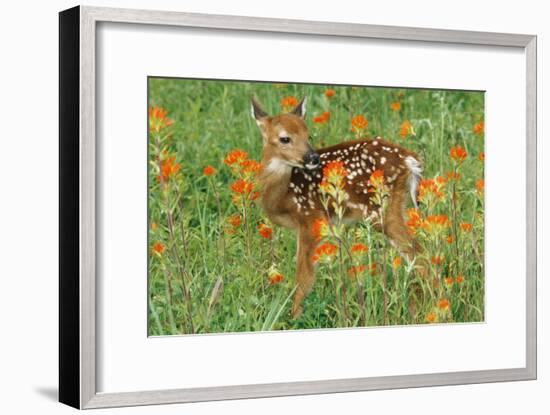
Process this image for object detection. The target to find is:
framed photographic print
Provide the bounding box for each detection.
[59,5,537,409]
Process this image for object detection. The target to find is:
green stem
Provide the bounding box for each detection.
[148,295,164,335]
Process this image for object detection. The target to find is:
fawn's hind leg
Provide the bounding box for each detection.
[383,175,418,259]
[383,175,428,317]
[384,208,425,312]
[291,225,317,319]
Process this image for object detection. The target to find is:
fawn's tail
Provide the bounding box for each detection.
[404,155,423,208]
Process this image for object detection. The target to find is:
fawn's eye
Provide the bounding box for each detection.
[279,136,291,144]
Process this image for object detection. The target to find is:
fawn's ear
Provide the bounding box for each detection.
[251,96,269,143]
[291,97,307,119]
[251,96,268,123]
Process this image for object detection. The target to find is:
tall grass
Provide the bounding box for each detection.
[148,78,485,335]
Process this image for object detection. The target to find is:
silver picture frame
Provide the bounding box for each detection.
[59,5,537,409]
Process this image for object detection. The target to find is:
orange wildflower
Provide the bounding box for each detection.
[151,222,158,231]
[460,222,473,232]
[473,121,484,135]
[351,243,369,255]
[312,242,338,263]
[399,120,414,138]
[456,275,464,284]
[149,106,174,132]
[351,115,369,132]
[281,96,299,110]
[228,215,242,228]
[368,169,385,190]
[478,152,485,161]
[152,241,165,256]
[393,256,402,269]
[369,263,379,275]
[239,159,263,175]
[311,218,330,242]
[406,208,423,234]
[390,101,402,112]
[437,298,451,311]
[231,179,254,195]
[476,179,485,193]
[322,160,348,187]
[157,155,181,182]
[426,312,437,323]
[418,177,445,202]
[444,277,454,286]
[422,215,450,234]
[258,223,273,239]
[203,165,216,176]
[268,272,284,285]
[431,255,444,266]
[348,265,367,278]
[224,149,248,166]
[313,111,331,124]
[325,89,336,98]
[446,171,461,181]
[450,145,468,162]
[446,235,454,244]
[425,214,449,227]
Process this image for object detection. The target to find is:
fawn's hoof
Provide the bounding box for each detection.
[291,305,303,320]
[408,300,418,321]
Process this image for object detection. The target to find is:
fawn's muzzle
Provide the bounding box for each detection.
[303,151,321,170]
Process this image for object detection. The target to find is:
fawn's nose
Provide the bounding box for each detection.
[303,152,321,170]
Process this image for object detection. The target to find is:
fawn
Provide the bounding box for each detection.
[251,96,424,319]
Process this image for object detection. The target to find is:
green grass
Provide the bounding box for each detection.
[148,78,485,335]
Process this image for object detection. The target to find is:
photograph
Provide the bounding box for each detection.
[147,78,485,335]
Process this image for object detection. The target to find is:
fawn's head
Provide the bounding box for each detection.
[251,97,320,174]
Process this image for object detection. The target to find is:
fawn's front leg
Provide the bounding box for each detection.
[291,226,317,319]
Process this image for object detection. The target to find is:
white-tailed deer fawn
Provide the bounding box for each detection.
[251,97,424,319]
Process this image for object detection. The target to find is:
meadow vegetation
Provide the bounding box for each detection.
[148,78,485,335]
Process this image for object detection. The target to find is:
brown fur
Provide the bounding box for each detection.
[252,98,424,318]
